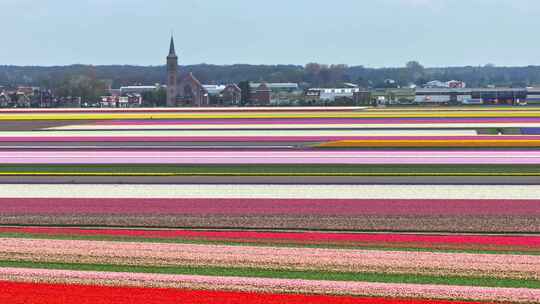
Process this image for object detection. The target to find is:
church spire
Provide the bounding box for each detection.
[168,35,176,57]
[166,35,178,107]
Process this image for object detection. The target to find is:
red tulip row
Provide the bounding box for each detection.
[2,227,539,252]
[0,281,499,304]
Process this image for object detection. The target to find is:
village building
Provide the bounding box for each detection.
[248,82,301,105]
[207,84,242,106]
[0,91,11,107]
[250,82,271,104]
[222,84,242,105]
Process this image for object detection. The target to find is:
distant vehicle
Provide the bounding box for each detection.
[516,99,528,106]
[461,99,483,105]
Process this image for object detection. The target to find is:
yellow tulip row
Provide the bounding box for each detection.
[2,111,540,120]
[318,139,540,148]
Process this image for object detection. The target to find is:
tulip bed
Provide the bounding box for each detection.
[0,107,539,303]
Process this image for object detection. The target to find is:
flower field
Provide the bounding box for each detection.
[0,107,539,303]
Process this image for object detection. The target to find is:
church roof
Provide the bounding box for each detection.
[256,82,271,92]
[225,84,242,92]
[178,73,208,93]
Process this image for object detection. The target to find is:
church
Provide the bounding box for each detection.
[166,36,241,107]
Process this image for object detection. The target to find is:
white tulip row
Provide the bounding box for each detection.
[1,184,539,199]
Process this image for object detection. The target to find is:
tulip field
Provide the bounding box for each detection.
[0,107,539,303]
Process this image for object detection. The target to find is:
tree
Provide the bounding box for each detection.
[237,81,251,105]
[415,77,428,86]
[304,63,322,86]
[141,88,166,107]
[155,87,167,106]
[405,61,425,84]
[406,61,424,71]
[54,73,107,104]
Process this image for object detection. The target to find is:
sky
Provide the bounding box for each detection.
[2,0,540,67]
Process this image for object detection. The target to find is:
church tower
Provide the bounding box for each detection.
[166,36,178,107]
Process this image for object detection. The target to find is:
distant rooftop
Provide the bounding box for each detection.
[417,88,527,93]
[202,85,226,95]
[250,83,299,89]
[120,86,159,90]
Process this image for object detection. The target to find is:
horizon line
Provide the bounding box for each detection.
[1,63,539,69]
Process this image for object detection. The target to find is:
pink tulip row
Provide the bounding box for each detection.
[3,135,540,142]
[0,107,355,114]
[4,150,540,164]
[98,117,540,125]
[2,238,537,280]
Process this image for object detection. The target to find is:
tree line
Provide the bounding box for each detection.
[2,62,540,101]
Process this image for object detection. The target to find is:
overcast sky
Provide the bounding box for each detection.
[2,0,539,67]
